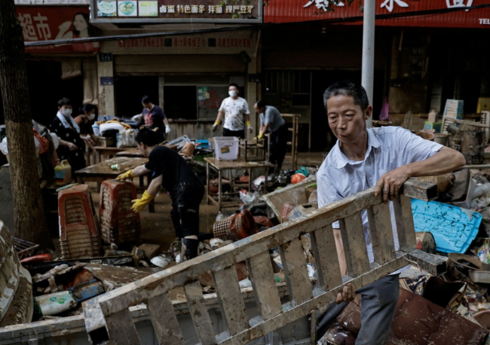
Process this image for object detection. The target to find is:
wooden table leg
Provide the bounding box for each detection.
[206,162,210,205]
[218,169,222,212]
[147,174,155,213]
[249,169,252,192]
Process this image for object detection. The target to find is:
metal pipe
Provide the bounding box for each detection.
[23,4,490,48]
[460,165,490,169]
[362,0,375,129]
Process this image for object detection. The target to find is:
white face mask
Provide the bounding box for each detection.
[229,90,238,98]
[88,113,95,121]
[61,108,72,117]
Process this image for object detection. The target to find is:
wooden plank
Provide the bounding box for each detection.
[218,254,410,345]
[310,224,342,290]
[279,238,312,305]
[406,249,448,276]
[367,203,396,265]
[105,308,141,345]
[402,178,438,201]
[340,212,370,277]
[247,251,283,320]
[184,281,217,345]
[393,195,417,251]
[147,292,184,345]
[213,267,249,337]
[95,180,435,317]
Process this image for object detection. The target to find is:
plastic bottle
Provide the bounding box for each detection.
[92,123,100,136]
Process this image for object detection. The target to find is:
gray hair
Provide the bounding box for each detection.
[323,81,369,112]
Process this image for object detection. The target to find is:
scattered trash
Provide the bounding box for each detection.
[150,255,171,268]
[36,291,77,316]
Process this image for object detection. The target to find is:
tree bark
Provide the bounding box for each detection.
[0,0,52,249]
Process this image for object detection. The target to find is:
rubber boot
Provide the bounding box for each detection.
[181,238,199,261]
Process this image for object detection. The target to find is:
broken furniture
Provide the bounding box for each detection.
[0,220,33,327]
[92,147,129,165]
[261,175,316,223]
[442,117,490,164]
[204,157,274,211]
[82,179,445,345]
[74,157,154,213]
[58,184,101,259]
[239,138,267,162]
[282,113,300,171]
[99,180,141,245]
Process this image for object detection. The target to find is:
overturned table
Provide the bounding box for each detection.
[74,156,155,213]
[205,157,274,211]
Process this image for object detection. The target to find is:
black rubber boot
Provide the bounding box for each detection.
[181,238,199,261]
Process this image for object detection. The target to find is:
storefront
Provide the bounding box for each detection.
[90,0,262,140]
[15,1,99,127]
[260,0,490,151]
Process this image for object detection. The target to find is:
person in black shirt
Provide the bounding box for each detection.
[116,128,204,261]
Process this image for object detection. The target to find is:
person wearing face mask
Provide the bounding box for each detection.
[50,97,86,173]
[212,83,252,138]
[74,104,99,152]
[133,96,170,143]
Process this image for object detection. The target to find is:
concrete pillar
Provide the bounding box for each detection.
[362,0,376,128]
[97,50,115,116]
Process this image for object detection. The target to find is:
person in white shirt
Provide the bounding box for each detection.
[316,81,465,345]
[212,83,252,138]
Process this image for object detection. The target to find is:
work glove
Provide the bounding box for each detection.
[212,120,220,132]
[258,131,264,139]
[165,125,171,134]
[131,191,154,213]
[116,169,133,181]
[247,121,253,134]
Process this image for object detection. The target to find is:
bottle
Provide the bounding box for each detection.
[92,123,100,136]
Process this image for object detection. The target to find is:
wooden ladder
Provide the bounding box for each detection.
[84,179,443,345]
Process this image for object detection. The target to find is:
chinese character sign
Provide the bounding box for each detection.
[94,0,261,23]
[17,7,98,53]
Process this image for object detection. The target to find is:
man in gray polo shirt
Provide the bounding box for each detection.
[316,81,465,344]
[254,101,287,174]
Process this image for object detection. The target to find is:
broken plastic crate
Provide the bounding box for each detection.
[58,184,101,259]
[99,180,141,245]
[412,199,482,254]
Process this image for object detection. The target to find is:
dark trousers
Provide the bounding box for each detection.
[223,127,245,139]
[269,124,288,171]
[317,274,400,345]
[170,186,204,238]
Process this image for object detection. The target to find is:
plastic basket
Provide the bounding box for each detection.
[213,137,239,161]
[212,216,238,241]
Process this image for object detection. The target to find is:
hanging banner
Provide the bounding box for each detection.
[264,0,490,29]
[17,6,99,53]
[91,0,262,24]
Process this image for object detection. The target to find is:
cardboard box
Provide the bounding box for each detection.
[477,98,490,113]
[443,99,464,121]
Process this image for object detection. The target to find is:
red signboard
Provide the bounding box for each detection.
[264,0,490,29]
[16,6,99,53]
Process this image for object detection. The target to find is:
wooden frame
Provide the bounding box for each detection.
[83,178,443,345]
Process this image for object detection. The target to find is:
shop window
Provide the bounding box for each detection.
[163,86,197,120]
[163,85,230,121]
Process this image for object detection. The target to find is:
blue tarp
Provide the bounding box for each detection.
[412,199,482,254]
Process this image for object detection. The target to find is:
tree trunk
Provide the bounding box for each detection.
[0,0,52,249]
